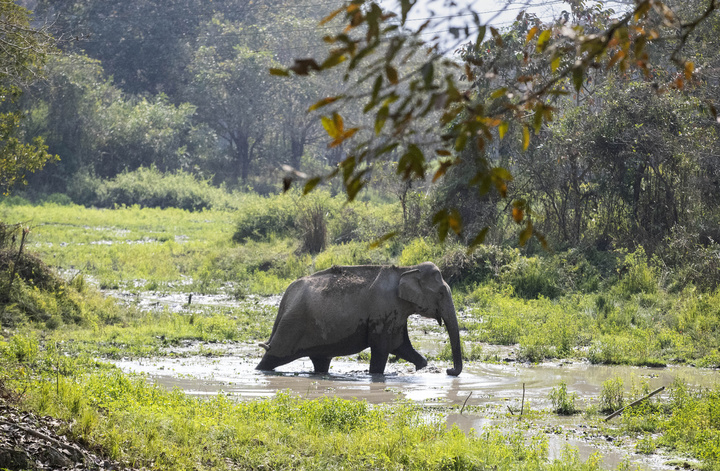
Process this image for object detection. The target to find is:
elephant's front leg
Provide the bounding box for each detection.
[392,327,427,371]
[310,356,332,373]
[368,346,389,374]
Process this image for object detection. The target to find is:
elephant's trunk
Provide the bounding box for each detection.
[441,289,463,376]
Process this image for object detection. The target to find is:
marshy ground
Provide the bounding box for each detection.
[1,200,719,470]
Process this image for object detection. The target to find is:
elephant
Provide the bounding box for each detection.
[256,262,462,376]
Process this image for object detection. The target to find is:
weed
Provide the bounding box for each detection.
[549,381,579,415]
[600,377,624,413]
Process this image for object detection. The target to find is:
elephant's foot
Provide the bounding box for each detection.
[413,356,428,371]
[369,350,389,374]
[310,356,331,373]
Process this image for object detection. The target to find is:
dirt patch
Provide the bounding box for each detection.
[0,399,139,471]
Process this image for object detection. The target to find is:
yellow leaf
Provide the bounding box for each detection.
[333,112,344,134]
[551,56,561,73]
[321,115,339,139]
[522,126,530,150]
[499,121,509,140]
[525,26,540,45]
[684,61,694,81]
[308,96,342,112]
[320,6,344,26]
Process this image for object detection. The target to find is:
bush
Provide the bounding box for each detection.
[599,377,624,413]
[298,203,327,254]
[233,194,298,242]
[501,257,561,299]
[660,226,720,291]
[616,247,658,297]
[68,167,236,211]
[549,381,579,415]
[398,238,444,266]
[438,244,519,286]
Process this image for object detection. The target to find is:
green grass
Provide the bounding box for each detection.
[0,344,605,471]
[4,200,720,469]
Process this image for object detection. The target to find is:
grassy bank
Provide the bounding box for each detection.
[0,339,600,471]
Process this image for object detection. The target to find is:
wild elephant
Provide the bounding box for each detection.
[256,262,462,376]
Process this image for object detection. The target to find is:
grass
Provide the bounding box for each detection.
[0,343,606,471]
[3,199,720,469]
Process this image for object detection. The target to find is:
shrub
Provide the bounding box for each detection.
[233,194,298,242]
[549,381,579,415]
[438,244,519,286]
[398,238,444,266]
[599,377,624,413]
[68,167,236,211]
[616,247,658,297]
[501,257,561,299]
[298,203,327,254]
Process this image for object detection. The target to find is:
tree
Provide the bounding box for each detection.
[0,1,56,192]
[274,0,719,247]
[24,53,208,190]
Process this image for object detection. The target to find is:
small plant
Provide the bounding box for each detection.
[635,434,656,454]
[600,377,625,413]
[549,381,579,415]
[299,203,327,254]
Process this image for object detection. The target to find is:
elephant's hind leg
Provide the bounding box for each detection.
[310,356,331,373]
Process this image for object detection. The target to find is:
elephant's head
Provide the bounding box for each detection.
[398,262,463,376]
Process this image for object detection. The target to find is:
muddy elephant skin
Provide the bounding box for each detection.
[256,262,462,376]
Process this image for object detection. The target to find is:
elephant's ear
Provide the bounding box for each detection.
[398,269,423,303]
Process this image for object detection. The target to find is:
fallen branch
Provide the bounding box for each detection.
[521,382,525,416]
[460,392,472,415]
[604,386,665,421]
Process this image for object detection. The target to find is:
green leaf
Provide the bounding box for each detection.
[536,29,552,52]
[269,68,290,77]
[432,210,450,243]
[368,231,398,249]
[519,220,533,246]
[533,105,543,134]
[321,115,339,138]
[397,144,425,179]
[386,64,399,85]
[467,227,490,253]
[475,26,486,50]
[551,56,561,73]
[303,176,322,194]
[490,87,508,99]
[572,66,584,92]
[320,51,347,70]
[375,106,389,135]
[421,62,434,88]
[400,0,417,24]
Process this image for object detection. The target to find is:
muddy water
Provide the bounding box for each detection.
[110,353,716,470]
[102,289,717,469]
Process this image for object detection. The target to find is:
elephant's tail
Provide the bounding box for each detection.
[258,342,270,351]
